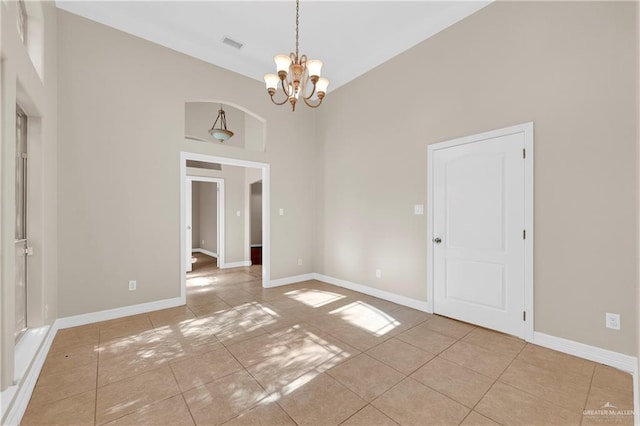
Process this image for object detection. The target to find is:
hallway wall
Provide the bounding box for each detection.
[57,10,317,316]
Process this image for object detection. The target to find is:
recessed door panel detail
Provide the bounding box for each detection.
[446,154,505,251]
[445,260,506,310]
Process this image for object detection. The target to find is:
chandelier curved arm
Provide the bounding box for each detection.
[303,80,317,100]
[280,77,293,97]
[270,94,290,106]
[301,95,323,109]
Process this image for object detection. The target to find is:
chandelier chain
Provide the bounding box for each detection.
[295,0,300,58]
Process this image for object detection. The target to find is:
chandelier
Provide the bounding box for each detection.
[263,0,329,111]
[208,105,234,142]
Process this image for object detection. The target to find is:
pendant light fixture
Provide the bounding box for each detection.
[208,105,234,142]
[263,0,329,111]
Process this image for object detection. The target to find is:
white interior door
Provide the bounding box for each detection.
[186,179,193,273]
[432,132,526,337]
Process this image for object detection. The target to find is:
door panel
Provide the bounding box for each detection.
[433,133,525,337]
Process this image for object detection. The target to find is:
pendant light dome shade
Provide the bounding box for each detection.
[209,106,234,142]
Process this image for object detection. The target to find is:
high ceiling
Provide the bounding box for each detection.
[55,1,491,91]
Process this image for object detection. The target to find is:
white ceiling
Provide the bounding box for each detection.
[55,1,491,91]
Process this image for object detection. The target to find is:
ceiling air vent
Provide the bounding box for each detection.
[222,36,243,50]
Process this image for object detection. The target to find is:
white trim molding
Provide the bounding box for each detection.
[532,332,638,374]
[265,273,431,312]
[1,325,57,426]
[314,273,431,313]
[533,331,639,422]
[180,152,271,294]
[220,260,252,269]
[56,297,184,329]
[265,273,316,288]
[192,248,218,258]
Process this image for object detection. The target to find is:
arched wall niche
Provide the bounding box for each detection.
[184,100,266,152]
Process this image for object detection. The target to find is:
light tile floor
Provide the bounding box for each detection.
[22,253,634,425]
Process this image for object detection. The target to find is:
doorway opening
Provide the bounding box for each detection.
[187,177,224,273]
[180,153,270,300]
[249,180,263,266]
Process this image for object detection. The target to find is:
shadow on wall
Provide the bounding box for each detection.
[184,101,266,152]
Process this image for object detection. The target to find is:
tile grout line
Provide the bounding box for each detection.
[579,361,597,426]
[497,343,598,417]
[179,392,198,426]
[455,339,528,426]
[94,326,103,426]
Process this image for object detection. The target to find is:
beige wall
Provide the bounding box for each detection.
[188,166,249,264]
[316,1,638,355]
[185,102,246,150]
[53,1,639,360]
[0,0,58,395]
[57,10,317,317]
[196,181,218,254]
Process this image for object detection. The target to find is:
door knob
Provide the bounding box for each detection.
[433,237,442,244]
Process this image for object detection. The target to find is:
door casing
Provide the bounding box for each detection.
[186,176,224,272]
[180,152,270,300]
[427,122,534,341]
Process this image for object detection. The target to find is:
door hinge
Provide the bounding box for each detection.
[522,149,526,159]
[523,229,526,239]
[523,311,526,321]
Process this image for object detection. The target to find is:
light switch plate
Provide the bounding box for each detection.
[414,204,424,215]
[279,208,284,216]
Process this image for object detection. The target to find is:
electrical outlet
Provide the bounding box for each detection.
[375,269,382,278]
[605,313,620,330]
[298,258,303,266]
[129,280,137,291]
[201,240,205,246]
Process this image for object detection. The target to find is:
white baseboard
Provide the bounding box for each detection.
[192,248,217,258]
[1,325,58,426]
[533,332,638,374]
[56,296,185,329]
[313,273,432,313]
[533,332,639,425]
[265,273,316,288]
[220,261,251,269]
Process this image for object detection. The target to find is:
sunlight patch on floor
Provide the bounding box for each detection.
[186,276,219,287]
[329,301,399,336]
[284,289,345,308]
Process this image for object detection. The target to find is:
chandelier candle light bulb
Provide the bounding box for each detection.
[263,0,329,111]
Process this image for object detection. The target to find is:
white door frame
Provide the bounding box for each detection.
[186,176,225,270]
[426,122,534,342]
[180,152,270,300]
